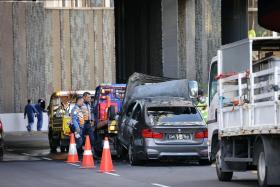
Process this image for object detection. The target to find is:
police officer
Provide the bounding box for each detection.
[82,92,97,158]
[71,96,85,156]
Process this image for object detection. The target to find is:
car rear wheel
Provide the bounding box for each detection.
[258,151,268,187]
[128,142,141,166]
[216,150,233,181]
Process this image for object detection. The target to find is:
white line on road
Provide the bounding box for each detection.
[152,183,170,187]
[68,163,80,167]
[42,157,52,161]
[105,172,120,177]
[22,153,30,156]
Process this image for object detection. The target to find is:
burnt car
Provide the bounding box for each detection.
[0,119,4,161]
[117,97,209,165]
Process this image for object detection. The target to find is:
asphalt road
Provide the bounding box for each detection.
[0,133,258,187]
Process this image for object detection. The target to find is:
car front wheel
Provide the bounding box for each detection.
[128,141,141,166]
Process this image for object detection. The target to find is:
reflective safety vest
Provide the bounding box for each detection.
[196,101,208,123]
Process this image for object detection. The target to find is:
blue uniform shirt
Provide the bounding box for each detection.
[24,104,38,123]
[71,104,84,129]
[35,104,43,120]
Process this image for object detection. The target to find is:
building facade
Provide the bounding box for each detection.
[0,0,115,113]
[0,0,278,113]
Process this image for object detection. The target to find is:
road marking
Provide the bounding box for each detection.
[22,153,30,156]
[105,172,120,177]
[68,163,80,167]
[42,157,52,161]
[152,183,170,187]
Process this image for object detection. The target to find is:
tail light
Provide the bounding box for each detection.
[0,120,2,131]
[194,130,208,139]
[142,129,163,139]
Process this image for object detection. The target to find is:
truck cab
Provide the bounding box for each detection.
[207,37,280,186]
[92,84,126,154]
[207,56,219,162]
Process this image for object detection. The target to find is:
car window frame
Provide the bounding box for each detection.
[131,103,142,121]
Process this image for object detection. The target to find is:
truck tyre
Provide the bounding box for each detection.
[128,141,141,166]
[216,150,233,181]
[48,128,58,153]
[258,151,268,187]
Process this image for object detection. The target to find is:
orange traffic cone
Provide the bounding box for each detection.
[65,133,79,163]
[99,137,115,172]
[80,135,95,169]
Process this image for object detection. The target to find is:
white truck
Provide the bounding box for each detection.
[207,37,280,187]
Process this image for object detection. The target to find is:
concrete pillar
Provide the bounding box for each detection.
[178,0,196,80]
[162,0,179,78]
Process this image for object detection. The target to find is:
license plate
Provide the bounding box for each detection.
[167,133,191,140]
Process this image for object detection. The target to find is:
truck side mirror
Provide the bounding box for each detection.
[108,106,116,120]
[188,81,198,99]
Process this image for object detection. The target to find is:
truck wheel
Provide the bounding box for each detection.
[48,129,57,153]
[216,150,233,181]
[128,142,141,166]
[258,151,268,187]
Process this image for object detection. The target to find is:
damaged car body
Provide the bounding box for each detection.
[117,73,208,165]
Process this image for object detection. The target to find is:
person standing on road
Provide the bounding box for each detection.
[24,99,38,132]
[71,96,85,157]
[35,99,45,131]
[82,92,97,158]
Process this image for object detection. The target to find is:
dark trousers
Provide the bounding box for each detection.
[83,121,95,149]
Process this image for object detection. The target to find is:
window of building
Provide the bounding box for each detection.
[248,0,279,37]
[43,0,112,8]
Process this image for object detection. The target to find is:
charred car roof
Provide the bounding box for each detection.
[136,97,194,107]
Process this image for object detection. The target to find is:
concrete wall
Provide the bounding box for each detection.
[0,113,48,132]
[0,1,115,113]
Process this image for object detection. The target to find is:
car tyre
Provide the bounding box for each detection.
[257,151,268,187]
[128,141,141,166]
[216,150,233,182]
[115,139,126,159]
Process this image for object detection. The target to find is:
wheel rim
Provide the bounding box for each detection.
[258,152,266,182]
[216,150,221,172]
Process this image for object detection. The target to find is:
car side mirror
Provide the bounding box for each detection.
[188,80,198,99]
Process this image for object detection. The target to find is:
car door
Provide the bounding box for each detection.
[118,102,136,145]
[126,103,142,142]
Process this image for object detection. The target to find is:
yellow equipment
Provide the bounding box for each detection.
[48,90,95,153]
